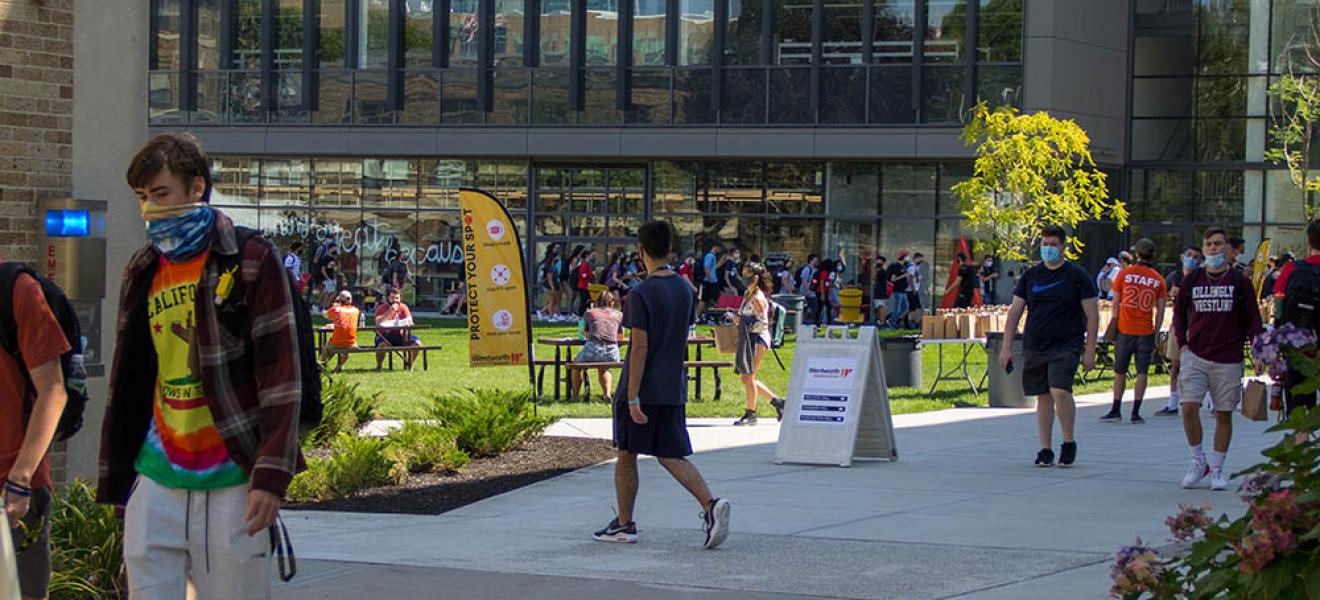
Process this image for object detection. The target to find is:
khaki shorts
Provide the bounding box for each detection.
[1177,349,1243,412]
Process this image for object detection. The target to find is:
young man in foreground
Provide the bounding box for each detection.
[999,225,1099,467]
[594,220,731,549]
[1172,227,1262,491]
[100,133,304,598]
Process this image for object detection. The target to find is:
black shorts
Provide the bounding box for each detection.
[1285,368,1319,416]
[1022,344,1082,396]
[1113,333,1155,376]
[907,291,922,310]
[12,486,52,599]
[613,399,693,458]
[701,281,721,304]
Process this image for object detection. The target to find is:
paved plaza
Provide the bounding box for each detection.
[276,387,1278,599]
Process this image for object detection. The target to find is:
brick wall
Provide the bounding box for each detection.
[0,0,74,265]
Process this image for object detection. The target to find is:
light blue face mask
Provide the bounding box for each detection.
[1203,253,1226,269]
[1040,245,1063,264]
[1182,256,1200,270]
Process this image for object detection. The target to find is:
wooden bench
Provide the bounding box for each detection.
[321,344,444,371]
[560,359,735,401]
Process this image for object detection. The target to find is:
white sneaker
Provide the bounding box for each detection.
[1182,458,1209,489]
[701,498,732,550]
[1210,468,1228,491]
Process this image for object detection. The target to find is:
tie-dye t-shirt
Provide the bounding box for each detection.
[135,252,248,490]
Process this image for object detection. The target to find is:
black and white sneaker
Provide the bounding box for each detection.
[1058,441,1077,467]
[593,518,638,543]
[770,398,786,422]
[1034,448,1054,467]
[701,498,732,549]
[1154,407,1179,416]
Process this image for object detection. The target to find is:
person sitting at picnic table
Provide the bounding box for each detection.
[321,290,360,373]
[375,286,423,370]
[570,290,625,401]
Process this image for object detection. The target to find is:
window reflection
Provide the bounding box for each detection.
[634,0,667,65]
[406,0,435,67]
[882,164,935,216]
[319,0,348,67]
[197,0,222,70]
[706,162,765,213]
[773,0,813,65]
[725,0,764,65]
[874,0,915,63]
[822,0,863,65]
[766,161,824,214]
[679,0,714,65]
[363,159,418,208]
[361,0,390,69]
[586,0,620,65]
[154,0,181,70]
[312,159,363,207]
[541,0,572,66]
[261,159,312,207]
[496,0,526,66]
[924,0,966,63]
[977,0,1021,62]
[450,0,480,66]
[234,0,263,69]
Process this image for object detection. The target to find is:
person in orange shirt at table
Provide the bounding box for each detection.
[322,290,360,372]
[375,286,423,370]
[1101,238,1166,424]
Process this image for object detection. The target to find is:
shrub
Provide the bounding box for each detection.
[427,389,555,458]
[288,433,395,502]
[307,377,381,448]
[47,480,126,600]
[384,421,470,477]
[1109,407,1320,599]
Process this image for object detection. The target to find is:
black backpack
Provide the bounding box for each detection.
[219,228,324,431]
[0,263,88,441]
[1282,262,1320,332]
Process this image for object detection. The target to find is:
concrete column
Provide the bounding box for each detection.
[68,0,149,485]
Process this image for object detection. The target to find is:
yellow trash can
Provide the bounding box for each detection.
[838,287,864,324]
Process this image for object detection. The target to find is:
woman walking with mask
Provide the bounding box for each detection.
[730,264,787,426]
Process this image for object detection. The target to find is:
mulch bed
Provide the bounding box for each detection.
[287,436,617,514]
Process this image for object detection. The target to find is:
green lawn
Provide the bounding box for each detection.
[323,318,1170,420]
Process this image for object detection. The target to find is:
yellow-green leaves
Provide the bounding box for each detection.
[952,103,1127,261]
[1266,75,1320,219]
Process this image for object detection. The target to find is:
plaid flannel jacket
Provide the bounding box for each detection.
[98,210,305,505]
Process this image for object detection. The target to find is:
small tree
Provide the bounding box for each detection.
[1264,6,1320,221]
[951,102,1127,262]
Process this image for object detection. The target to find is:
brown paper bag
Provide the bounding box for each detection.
[713,324,738,354]
[922,316,936,338]
[1242,379,1268,422]
[932,316,947,339]
[958,315,973,339]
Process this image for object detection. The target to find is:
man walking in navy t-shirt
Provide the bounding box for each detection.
[593,220,732,549]
[998,225,1099,468]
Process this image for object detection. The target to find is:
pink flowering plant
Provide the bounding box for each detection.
[1109,407,1320,599]
[1251,323,1318,391]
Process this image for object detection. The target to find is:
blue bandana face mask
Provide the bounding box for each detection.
[145,204,214,261]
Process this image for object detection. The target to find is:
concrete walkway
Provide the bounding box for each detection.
[276,387,1279,599]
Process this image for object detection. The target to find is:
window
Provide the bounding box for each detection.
[541,0,572,65]
[823,0,863,65]
[923,0,966,63]
[679,0,714,65]
[633,0,667,65]
[976,0,1020,62]
[1272,0,1320,74]
[154,0,182,70]
[586,0,620,65]
[653,162,702,213]
[319,0,347,67]
[829,163,879,215]
[234,0,263,69]
[450,0,480,66]
[361,0,390,69]
[197,0,222,70]
[773,0,813,65]
[725,0,764,65]
[882,164,935,216]
[874,0,915,63]
[494,0,526,66]
[1197,0,1253,76]
[276,0,305,70]
[406,0,436,67]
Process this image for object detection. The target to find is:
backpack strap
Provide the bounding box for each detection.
[0,262,40,362]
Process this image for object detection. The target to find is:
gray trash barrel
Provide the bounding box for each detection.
[985,331,1032,408]
[772,293,805,334]
[878,335,922,389]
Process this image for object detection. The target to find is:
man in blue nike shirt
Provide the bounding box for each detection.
[998,225,1100,468]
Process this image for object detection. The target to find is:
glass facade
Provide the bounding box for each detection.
[1130,0,1314,267]
[149,0,1022,125]
[212,156,979,308]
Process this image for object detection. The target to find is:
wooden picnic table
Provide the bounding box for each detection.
[315,323,432,348]
[535,336,716,402]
